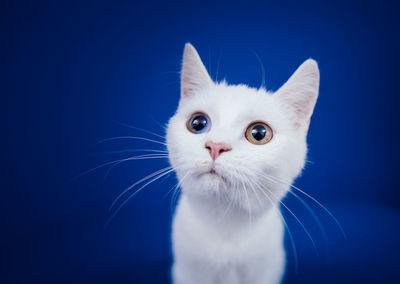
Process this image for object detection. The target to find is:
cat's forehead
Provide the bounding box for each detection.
[179,83,286,127]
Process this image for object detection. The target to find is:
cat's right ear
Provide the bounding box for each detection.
[180,43,213,100]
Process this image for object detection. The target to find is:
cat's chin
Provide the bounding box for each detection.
[197,171,227,189]
[202,168,228,184]
[181,167,230,194]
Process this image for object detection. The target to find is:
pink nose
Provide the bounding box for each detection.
[205,141,232,160]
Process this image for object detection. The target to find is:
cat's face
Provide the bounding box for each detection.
[167,44,319,213]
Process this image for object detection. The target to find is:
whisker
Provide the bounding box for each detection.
[109,166,173,211]
[238,171,264,208]
[220,169,240,220]
[113,121,166,140]
[149,115,168,132]
[287,190,329,247]
[273,194,318,256]
[252,180,318,256]
[104,168,175,228]
[170,185,181,216]
[279,209,299,273]
[103,155,168,178]
[164,171,186,199]
[101,149,168,155]
[159,169,175,184]
[242,179,253,230]
[250,49,266,89]
[215,52,221,82]
[98,136,167,147]
[167,171,191,216]
[267,175,346,239]
[306,159,315,165]
[254,171,328,248]
[247,178,299,273]
[73,154,168,180]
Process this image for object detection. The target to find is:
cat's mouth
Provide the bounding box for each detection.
[203,167,228,184]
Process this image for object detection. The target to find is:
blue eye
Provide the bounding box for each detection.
[187,113,210,134]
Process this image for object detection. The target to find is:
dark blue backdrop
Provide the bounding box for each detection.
[4,0,400,283]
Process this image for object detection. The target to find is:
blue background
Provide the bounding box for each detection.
[4,0,400,283]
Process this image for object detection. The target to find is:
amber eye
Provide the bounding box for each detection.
[187,112,211,134]
[245,121,273,145]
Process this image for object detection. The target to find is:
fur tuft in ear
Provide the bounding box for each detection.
[181,43,213,99]
[276,59,320,129]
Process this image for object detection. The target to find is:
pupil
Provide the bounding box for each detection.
[192,116,207,131]
[251,125,266,141]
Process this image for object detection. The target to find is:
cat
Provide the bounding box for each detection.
[167,43,319,284]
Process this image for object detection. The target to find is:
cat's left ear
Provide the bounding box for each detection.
[180,43,213,100]
[276,59,320,130]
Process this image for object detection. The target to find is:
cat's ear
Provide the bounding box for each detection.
[180,43,213,99]
[276,59,320,129]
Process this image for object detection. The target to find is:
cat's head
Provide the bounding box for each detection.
[167,43,319,213]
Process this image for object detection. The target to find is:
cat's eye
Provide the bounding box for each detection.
[245,121,273,145]
[187,112,211,134]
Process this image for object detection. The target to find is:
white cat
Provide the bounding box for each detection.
[167,43,319,284]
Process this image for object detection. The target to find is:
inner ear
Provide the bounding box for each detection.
[276,59,320,129]
[180,43,213,100]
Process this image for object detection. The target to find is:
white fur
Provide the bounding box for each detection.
[167,43,319,284]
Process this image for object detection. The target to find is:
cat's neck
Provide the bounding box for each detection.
[178,190,279,237]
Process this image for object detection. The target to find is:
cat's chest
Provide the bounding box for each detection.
[172,198,283,264]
